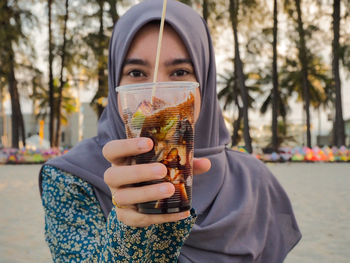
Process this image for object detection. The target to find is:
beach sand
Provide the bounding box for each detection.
[267,163,350,263]
[0,163,349,262]
[0,165,50,263]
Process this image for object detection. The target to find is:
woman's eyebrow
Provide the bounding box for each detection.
[165,58,193,66]
[123,58,149,66]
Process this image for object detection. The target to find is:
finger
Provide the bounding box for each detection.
[104,163,167,188]
[112,182,175,206]
[102,138,153,164]
[193,158,211,175]
[117,207,191,227]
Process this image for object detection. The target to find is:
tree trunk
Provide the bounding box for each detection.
[48,0,55,147]
[295,0,311,148]
[0,87,7,147]
[229,0,252,153]
[202,0,209,22]
[232,105,243,146]
[2,0,26,148]
[55,0,69,147]
[271,0,279,151]
[332,0,345,147]
[8,51,26,148]
[108,0,119,23]
[96,0,108,118]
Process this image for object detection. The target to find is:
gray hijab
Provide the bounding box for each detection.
[41,0,301,261]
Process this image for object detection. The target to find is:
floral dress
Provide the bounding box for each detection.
[41,165,196,263]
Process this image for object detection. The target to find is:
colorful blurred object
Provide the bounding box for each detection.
[0,147,66,164]
[1,145,350,164]
[250,146,350,163]
[231,146,248,153]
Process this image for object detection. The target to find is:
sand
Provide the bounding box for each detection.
[0,165,50,263]
[0,163,349,262]
[267,163,350,263]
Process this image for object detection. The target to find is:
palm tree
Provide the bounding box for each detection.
[107,0,120,22]
[55,0,70,147]
[332,0,345,147]
[218,69,260,147]
[46,0,87,147]
[258,69,291,146]
[218,70,243,146]
[31,81,77,128]
[202,0,209,22]
[260,87,289,127]
[271,0,279,151]
[48,0,55,147]
[0,0,33,148]
[279,54,332,137]
[242,0,290,150]
[86,0,109,118]
[228,0,253,153]
[294,0,312,147]
[0,80,7,146]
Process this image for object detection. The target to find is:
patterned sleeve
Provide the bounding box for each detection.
[40,165,196,263]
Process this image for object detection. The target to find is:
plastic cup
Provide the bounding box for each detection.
[116,81,198,214]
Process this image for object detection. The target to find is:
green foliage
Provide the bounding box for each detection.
[218,67,262,147]
[76,0,111,117]
[178,0,227,43]
[279,52,332,109]
[31,78,77,125]
[1,0,349,147]
[256,69,290,119]
[218,69,261,110]
[340,42,350,75]
[0,0,39,147]
[0,1,36,76]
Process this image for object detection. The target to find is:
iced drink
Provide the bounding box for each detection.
[116,81,198,214]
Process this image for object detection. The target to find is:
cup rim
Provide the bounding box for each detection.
[115,81,199,93]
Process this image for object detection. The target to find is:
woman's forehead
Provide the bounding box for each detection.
[125,22,190,59]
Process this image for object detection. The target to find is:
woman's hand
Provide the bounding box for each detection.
[102,137,211,227]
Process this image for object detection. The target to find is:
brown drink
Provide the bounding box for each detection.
[116,82,198,214]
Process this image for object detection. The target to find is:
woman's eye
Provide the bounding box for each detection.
[172,69,189,77]
[128,70,146,78]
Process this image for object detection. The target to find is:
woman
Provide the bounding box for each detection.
[39,0,301,262]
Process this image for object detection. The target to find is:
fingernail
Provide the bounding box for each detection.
[137,138,150,150]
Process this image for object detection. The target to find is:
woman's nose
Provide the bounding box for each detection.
[152,71,169,82]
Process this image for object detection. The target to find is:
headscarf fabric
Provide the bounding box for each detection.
[41,0,301,261]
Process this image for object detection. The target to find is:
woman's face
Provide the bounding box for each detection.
[118,23,201,121]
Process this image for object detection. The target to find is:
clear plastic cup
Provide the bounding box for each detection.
[116,81,198,214]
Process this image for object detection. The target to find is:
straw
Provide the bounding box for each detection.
[151,0,168,104]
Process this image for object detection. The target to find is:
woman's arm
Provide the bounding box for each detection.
[41,165,195,262]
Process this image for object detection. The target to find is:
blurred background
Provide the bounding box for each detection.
[1,1,350,263]
[1,0,349,153]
